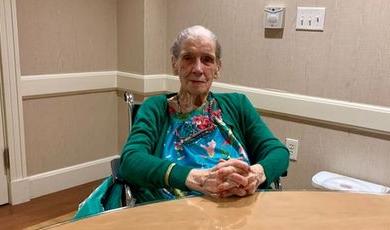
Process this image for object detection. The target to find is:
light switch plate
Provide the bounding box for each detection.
[296,7,326,31]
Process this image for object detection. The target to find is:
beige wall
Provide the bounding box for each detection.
[144,0,168,74]
[17,0,117,75]
[117,0,145,74]
[118,0,168,74]
[166,0,390,107]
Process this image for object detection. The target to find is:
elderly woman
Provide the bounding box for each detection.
[118,25,289,203]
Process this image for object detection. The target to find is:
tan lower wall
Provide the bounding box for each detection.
[23,91,119,175]
[263,115,390,189]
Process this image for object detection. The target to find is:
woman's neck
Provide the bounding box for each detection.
[177,90,208,113]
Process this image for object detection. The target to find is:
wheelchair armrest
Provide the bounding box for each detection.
[272,171,288,191]
[110,157,121,183]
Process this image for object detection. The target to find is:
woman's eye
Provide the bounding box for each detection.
[182,55,194,61]
[202,56,215,64]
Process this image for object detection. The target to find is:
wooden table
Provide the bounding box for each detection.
[52,191,390,229]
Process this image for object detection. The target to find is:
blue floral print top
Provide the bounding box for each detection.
[163,93,249,175]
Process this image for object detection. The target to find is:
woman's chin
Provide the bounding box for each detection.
[186,83,211,94]
[187,87,210,96]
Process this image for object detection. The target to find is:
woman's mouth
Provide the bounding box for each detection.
[190,80,206,84]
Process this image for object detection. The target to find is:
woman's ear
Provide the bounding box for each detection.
[217,59,222,71]
[214,60,222,78]
[214,71,219,79]
[171,56,179,75]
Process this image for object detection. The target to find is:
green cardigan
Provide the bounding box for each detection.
[119,93,289,195]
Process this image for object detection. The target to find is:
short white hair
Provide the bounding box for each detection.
[170,25,221,60]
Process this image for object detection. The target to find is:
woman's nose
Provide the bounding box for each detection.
[192,58,203,74]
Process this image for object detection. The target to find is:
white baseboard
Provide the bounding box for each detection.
[19,155,119,202]
[9,178,30,205]
[9,155,119,204]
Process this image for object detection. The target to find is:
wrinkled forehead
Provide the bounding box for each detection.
[179,36,216,56]
[182,26,216,42]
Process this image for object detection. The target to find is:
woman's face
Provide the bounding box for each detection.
[172,36,221,97]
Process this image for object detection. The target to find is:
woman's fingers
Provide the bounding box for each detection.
[249,164,266,185]
[245,180,259,195]
[217,180,238,191]
[219,190,236,198]
[214,166,249,189]
[213,164,266,193]
[216,165,246,177]
[185,169,224,195]
[243,165,266,194]
[230,187,247,197]
[212,158,250,173]
[219,187,247,198]
[202,173,225,193]
[235,188,247,197]
[221,177,258,197]
[226,172,248,187]
[192,163,267,199]
[219,165,267,196]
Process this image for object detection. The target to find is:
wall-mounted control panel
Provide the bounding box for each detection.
[264,7,285,29]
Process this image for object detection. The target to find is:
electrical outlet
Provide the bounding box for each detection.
[285,138,299,161]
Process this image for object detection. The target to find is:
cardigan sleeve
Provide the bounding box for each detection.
[118,95,192,190]
[238,94,289,188]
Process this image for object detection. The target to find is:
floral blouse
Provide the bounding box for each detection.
[160,94,249,199]
[163,94,249,168]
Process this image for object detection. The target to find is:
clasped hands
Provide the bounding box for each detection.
[185,159,266,198]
